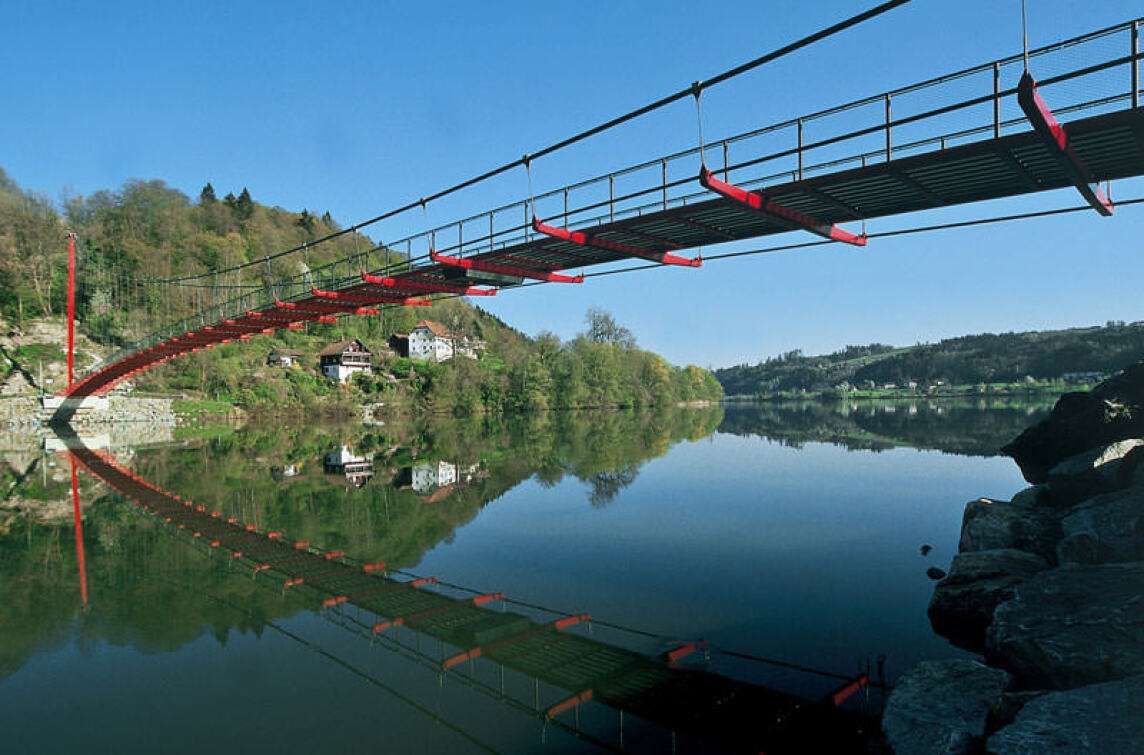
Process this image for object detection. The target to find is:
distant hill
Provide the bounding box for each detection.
[715,322,1144,397]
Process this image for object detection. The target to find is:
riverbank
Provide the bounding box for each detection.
[882,360,1144,753]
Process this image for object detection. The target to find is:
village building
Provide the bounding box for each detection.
[319,339,371,383]
[407,320,483,362]
[267,348,305,367]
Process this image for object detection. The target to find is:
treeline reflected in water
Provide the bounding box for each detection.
[718,398,1056,456]
[0,407,722,681]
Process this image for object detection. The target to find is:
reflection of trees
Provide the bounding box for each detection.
[588,463,643,509]
[0,406,723,674]
[719,399,1055,457]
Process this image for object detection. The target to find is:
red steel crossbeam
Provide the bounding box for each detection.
[311,287,429,306]
[700,167,867,246]
[275,300,379,316]
[361,271,497,296]
[430,248,584,283]
[531,217,702,267]
[1017,71,1113,216]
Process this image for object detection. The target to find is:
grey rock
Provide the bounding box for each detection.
[1003,360,1144,483]
[1057,486,1144,564]
[883,659,1010,755]
[986,562,1144,689]
[959,489,1061,559]
[927,566,948,580]
[929,549,1049,653]
[986,675,1144,754]
[1046,439,1144,504]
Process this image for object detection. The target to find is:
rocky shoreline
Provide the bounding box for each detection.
[882,360,1144,753]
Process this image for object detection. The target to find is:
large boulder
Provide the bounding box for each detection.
[928,549,1049,653]
[1056,486,1144,565]
[1045,439,1144,505]
[1002,360,1144,483]
[986,562,1144,689]
[882,659,1011,755]
[958,488,1061,560]
[985,675,1144,754]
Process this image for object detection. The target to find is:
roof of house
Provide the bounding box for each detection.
[318,338,370,357]
[412,320,451,338]
[270,348,305,357]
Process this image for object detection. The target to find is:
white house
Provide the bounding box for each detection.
[408,321,455,362]
[319,339,371,383]
[267,348,304,367]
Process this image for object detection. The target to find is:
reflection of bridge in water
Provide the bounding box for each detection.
[58,434,879,753]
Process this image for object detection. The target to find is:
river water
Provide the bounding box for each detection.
[0,399,1046,753]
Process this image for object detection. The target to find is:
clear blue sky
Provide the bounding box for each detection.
[5,1,1142,368]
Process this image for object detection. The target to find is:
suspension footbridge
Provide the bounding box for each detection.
[54,13,1144,400]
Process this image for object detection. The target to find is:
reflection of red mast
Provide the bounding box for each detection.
[69,453,88,607]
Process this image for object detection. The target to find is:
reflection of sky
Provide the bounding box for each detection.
[415,432,1028,680]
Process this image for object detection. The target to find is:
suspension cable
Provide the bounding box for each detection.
[151,0,910,283]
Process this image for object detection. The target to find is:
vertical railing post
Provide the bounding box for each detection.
[457,222,463,257]
[66,231,77,391]
[797,118,805,180]
[661,159,667,210]
[608,175,614,223]
[563,187,569,226]
[722,141,729,180]
[1133,20,1140,109]
[489,211,495,253]
[884,93,892,162]
[993,61,1002,138]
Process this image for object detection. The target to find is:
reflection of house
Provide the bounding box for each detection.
[267,349,304,367]
[408,321,483,362]
[323,446,373,488]
[270,464,301,483]
[394,460,482,502]
[319,339,371,383]
[412,460,458,492]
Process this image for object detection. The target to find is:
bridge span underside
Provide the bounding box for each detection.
[64,19,1144,399]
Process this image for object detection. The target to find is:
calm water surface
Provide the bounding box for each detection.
[0,401,1045,753]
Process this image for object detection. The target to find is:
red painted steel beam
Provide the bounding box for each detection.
[532,217,702,267]
[430,248,584,283]
[699,167,867,246]
[275,300,379,316]
[361,271,497,296]
[1017,71,1113,216]
[66,233,76,390]
[311,287,429,306]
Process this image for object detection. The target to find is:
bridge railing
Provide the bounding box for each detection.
[369,18,1141,264]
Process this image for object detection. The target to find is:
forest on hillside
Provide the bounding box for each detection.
[0,169,721,413]
[715,323,1144,397]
